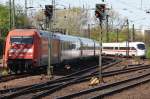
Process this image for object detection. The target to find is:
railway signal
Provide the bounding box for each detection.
[95,4,106,20]
[44,5,53,20]
[44,5,54,79]
[92,3,106,84]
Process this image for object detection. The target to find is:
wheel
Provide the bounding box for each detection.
[9,65,18,74]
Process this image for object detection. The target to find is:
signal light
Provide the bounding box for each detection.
[95,10,100,18]
[95,4,106,20]
[44,5,53,20]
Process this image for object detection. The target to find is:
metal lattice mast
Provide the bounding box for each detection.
[25,0,27,16]
[12,0,15,28]
[99,19,103,82]
[9,0,12,29]
[47,0,55,79]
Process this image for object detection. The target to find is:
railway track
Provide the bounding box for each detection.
[58,65,150,99]
[1,61,149,99]
[0,56,111,83]
[0,68,46,83]
[90,70,150,99]
[0,73,33,83]
[0,59,121,99]
[34,64,150,99]
[57,68,150,99]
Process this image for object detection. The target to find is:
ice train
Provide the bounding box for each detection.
[102,42,146,57]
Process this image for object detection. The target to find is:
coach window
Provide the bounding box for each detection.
[130,47,136,50]
[62,41,69,50]
[103,47,106,49]
[103,47,108,49]
[85,44,88,50]
[66,42,70,50]
[120,47,129,50]
[90,46,94,50]
[82,45,85,50]
[105,47,113,49]
[70,44,76,49]
[95,46,99,50]
[82,44,87,50]
[110,47,113,49]
[120,47,126,50]
[115,47,118,50]
[62,41,65,50]
[96,47,99,50]
[72,44,75,49]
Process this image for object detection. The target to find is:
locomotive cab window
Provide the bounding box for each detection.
[137,44,145,50]
[70,44,76,49]
[10,36,33,44]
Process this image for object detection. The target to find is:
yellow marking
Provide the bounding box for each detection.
[89,76,104,86]
[2,69,9,76]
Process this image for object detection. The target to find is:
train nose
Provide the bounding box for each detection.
[137,50,145,56]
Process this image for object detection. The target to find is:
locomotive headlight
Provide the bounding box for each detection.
[23,49,33,53]
[9,54,12,56]
[9,49,16,52]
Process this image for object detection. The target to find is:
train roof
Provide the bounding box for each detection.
[39,31,100,46]
[8,29,99,45]
[39,31,80,42]
[53,32,96,45]
[54,33,80,42]
[8,29,38,36]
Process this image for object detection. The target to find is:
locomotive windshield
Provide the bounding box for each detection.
[10,36,33,44]
[137,44,145,50]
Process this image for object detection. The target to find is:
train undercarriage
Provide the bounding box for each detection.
[7,59,33,73]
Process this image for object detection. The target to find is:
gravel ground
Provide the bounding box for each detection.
[44,68,147,99]
[0,75,49,90]
[104,82,150,99]
[0,59,150,99]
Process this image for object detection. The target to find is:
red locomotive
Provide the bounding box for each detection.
[3,29,48,72]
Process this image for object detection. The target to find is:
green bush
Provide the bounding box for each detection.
[146,47,150,59]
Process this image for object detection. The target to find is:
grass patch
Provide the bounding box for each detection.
[146,47,150,59]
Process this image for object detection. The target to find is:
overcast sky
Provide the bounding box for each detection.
[1,0,150,29]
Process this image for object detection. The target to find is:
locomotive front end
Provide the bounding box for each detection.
[7,36,34,72]
[136,43,146,57]
[3,29,41,73]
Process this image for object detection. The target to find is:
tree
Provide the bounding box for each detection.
[15,5,30,28]
[54,7,89,36]
[33,7,90,36]
[32,9,45,29]
[0,4,10,37]
[90,9,128,42]
[0,4,30,37]
[15,14,30,28]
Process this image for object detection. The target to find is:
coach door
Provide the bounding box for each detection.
[51,39,60,64]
